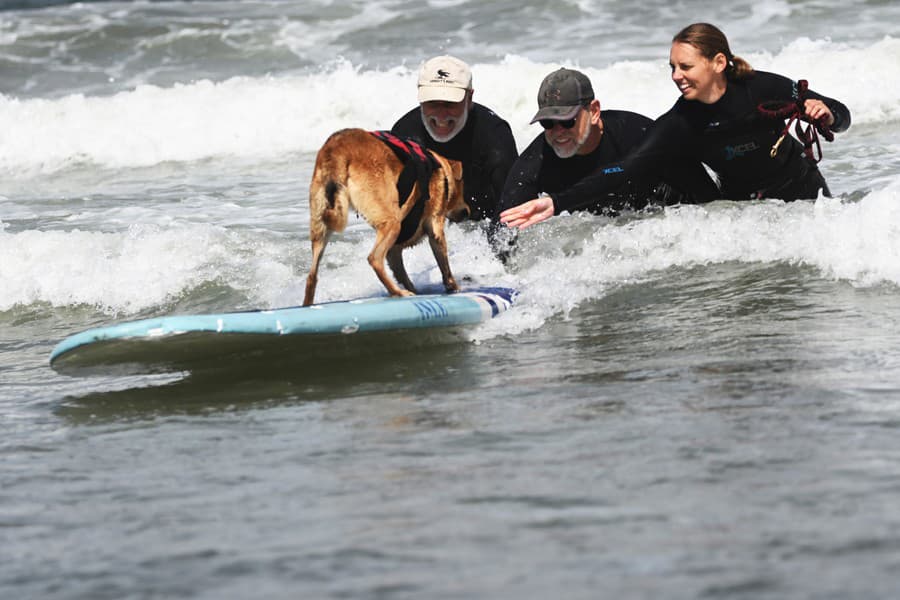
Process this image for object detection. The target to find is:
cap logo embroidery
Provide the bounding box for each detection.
[436,69,451,79]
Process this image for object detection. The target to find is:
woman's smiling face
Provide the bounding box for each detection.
[669,41,727,104]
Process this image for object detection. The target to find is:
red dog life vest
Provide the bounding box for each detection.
[369,131,439,244]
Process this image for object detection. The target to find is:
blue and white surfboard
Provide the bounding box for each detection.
[50,287,517,377]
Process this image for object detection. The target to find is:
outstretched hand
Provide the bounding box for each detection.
[803,99,834,128]
[499,196,555,230]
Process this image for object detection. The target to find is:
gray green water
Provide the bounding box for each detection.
[4,0,900,597]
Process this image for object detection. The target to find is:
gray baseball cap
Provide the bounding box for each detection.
[530,68,595,123]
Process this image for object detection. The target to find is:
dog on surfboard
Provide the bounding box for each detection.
[303,128,469,306]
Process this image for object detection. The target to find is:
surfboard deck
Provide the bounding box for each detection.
[50,287,516,377]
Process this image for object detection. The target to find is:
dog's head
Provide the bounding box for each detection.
[435,157,469,223]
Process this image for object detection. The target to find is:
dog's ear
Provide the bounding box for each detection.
[448,159,463,182]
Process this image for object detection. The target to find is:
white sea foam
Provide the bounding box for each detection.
[3,178,899,322]
[474,180,900,338]
[2,31,899,329]
[0,222,296,313]
[1,37,897,179]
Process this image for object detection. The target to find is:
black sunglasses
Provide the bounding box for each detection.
[539,117,578,130]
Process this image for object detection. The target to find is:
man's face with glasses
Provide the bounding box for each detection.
[542,104,592,159]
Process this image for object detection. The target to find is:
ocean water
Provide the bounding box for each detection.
[3,0,900,598]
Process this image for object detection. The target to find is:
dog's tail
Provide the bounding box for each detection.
[309,150,350,238]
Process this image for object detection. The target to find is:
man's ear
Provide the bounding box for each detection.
[589,98,601,123]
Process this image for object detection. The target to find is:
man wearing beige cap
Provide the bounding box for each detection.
[500,68,718,223]
[392,55,517,227]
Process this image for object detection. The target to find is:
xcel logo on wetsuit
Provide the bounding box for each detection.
[725,141,760,160]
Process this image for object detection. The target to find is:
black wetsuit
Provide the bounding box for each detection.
[500,110,719,214]
[552,71,851,214]
[392,103,518,223]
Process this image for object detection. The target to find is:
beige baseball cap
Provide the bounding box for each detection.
[417,55,472,103]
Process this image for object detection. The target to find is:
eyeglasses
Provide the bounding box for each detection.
[539,117,578,130]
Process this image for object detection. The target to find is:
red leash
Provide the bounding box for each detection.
[758,79,834,163]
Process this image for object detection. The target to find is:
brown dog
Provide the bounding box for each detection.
[303,128,469,306]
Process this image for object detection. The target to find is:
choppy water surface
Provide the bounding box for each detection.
[3,0,900,598]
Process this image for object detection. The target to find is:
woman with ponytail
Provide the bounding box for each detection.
[501,23,851,230]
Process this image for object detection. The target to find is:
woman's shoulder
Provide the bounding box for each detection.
[747,69,789,82]
[660,99,699,124]
[736,70,795,95]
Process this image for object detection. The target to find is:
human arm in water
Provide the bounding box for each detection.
[756,72,850,134]
[499,194,556,229]
[500,113,693,229]
[501,76,851,229]
[801,89,850,133]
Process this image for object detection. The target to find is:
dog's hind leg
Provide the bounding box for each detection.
[369,222,413,297]
[387,245,417,294]
[303,229,330,306]
[425,217,460,293]
[304,167,345,306]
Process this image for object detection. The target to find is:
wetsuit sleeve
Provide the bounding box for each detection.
[550,111,691,213]
[809,88,851,133]
[755,71,851,133]
[659,159,721,203]
[498,135,544,214]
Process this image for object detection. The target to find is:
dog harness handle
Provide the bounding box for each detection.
[369,131,439,244]
[370,130,432,164]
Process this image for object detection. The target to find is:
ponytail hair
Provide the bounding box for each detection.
[730,55,754,80]
[673,23,754,80]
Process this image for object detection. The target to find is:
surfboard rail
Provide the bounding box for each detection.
[49,287,517,376]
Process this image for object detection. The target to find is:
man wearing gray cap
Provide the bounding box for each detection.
[392,55,518,227]
[500,68,718,218]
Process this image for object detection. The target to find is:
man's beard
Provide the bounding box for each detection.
[548,122,590,159]
[422,106,469,143]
